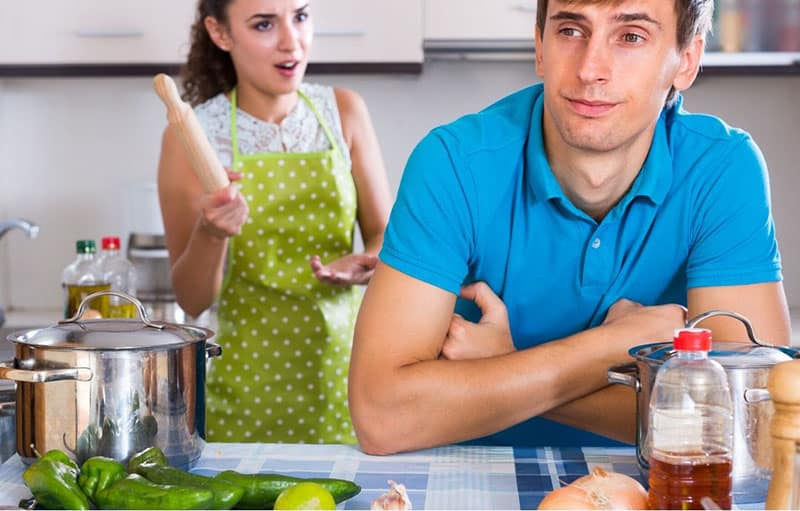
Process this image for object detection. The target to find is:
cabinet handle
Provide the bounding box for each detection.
[74,30,144,38]
[315,30,366,38]
[509,3,537,13]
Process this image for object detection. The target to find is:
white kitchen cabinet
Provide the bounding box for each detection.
[310,0,423,64]
[424,0,537,45]
[0,0,196,64]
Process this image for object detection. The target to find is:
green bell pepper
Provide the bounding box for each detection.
[39,449,79,472]
[127,445,169,473]
[133,463,244,510]
[94,474,215,510]
[78,456,127,501]
[22,452,90,511]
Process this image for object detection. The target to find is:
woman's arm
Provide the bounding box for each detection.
[157,125,247,316]
[335,88,392,256]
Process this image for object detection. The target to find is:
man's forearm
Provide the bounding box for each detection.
[543,384,637,443]
[352,323,640,454]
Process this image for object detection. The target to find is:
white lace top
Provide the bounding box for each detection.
[194,82,351,169]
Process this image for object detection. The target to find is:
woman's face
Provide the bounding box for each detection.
[211,0,313,96]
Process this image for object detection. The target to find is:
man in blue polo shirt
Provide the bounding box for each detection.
[349,0,791,454]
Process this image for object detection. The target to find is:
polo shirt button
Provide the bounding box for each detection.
[592,238,601,249]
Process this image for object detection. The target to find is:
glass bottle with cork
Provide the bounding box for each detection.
[647,328,734,510]
[62,239,110,318]
[98,236,138,318]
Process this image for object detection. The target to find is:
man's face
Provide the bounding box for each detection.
[536,0,696,153]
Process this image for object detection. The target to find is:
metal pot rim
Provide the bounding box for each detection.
[7,320,214,351]
[629,340,797,369]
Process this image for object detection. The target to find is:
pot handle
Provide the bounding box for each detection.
[59,291,165,330]
[744,388,772,403]
[686,309,773,348]
[206,341,222,359]
[0,360,93,383]
[607,362,641,393]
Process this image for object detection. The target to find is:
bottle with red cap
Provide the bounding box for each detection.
[98,236,138,318]
[647,328,734,510]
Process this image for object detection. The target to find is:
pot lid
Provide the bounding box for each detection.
[6,319,212,351]
[631,341,796,368]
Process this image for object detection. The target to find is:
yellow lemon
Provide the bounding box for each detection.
[274,482,336,510]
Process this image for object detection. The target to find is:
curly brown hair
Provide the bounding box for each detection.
[181,0,238,106]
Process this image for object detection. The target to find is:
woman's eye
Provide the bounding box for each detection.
[296,11,309,23]
[254,21,272,31]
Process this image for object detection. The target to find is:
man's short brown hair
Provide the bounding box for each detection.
[535,0,713,105]
[536,0,713,49]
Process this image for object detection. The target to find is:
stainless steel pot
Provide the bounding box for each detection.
[608,310,798,504]
[0,292,221,469]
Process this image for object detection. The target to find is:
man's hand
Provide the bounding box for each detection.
[602,298,687,343]
[310,253,378,286]
[440,282,516,360]
[197,170,249,239]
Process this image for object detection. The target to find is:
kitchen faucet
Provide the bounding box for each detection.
[0,218,39,327]
[0,218,39,241]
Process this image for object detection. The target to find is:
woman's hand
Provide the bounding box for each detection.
[440,282,516,360]
[310,253,378,286]
[197,170,249,239]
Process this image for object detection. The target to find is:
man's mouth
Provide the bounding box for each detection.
[566,97,618,117]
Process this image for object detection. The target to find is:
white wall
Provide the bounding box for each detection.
[1,60,799,312]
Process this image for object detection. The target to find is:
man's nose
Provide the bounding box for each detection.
[577,36,611,84]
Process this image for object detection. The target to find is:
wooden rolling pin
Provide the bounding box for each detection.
[766,359,800,509]
[153,73,229,192]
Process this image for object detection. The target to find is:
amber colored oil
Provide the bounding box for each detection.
[65,283,111,318]
[647,452,732,510]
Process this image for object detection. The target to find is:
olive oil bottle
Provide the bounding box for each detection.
[62,240,110,318]
[97,236,138,318]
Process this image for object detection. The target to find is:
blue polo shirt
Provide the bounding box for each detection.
[379,83,782,447]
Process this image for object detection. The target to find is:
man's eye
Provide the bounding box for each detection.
[559,27,582,37]
[623,33,645,43]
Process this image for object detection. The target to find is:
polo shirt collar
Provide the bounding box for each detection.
[525,89,674,209]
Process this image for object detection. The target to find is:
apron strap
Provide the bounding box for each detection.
[229,87,345,164]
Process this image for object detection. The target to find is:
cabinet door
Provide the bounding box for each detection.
[310,0,423,63]
[424,0,537,41]
[0,0,196,64]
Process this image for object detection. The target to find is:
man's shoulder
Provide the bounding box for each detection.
[666,100,752,149]
[431,84,541,158]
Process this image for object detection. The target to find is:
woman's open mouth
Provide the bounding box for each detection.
[275,60,301,76]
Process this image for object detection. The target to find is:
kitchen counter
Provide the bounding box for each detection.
[0,443,766,509]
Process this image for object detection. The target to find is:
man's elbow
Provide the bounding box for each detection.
[349,384,408,455]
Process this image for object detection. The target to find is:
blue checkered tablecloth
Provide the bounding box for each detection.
[0,443,763,509]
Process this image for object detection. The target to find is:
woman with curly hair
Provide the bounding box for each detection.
[158,0,392,443]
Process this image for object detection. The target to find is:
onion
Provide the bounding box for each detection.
[537,467,648,510]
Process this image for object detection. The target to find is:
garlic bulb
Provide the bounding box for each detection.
[371,480,412,510]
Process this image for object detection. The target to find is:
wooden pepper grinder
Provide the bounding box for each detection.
[766,359,800,509]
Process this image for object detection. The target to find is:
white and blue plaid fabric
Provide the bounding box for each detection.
[0,443,763,509]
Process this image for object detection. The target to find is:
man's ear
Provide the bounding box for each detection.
[204,16,232,52]
[673,35,704,93]
[535,25,544,78]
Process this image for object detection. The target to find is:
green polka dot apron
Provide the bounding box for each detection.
[206,88,359,444]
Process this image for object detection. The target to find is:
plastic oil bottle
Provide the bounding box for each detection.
[62,239,110,318]
[98,236,138,318]
[647,328,734,510]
